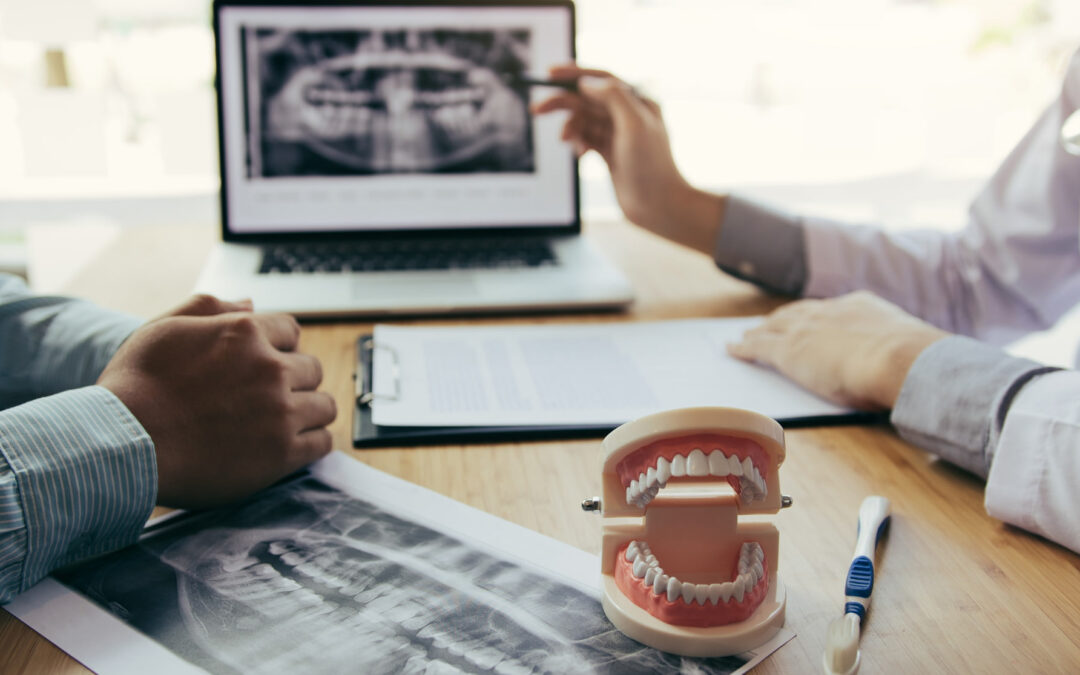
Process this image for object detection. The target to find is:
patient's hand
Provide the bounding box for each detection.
[98,295,337,508]
[531,64,723,256]
[728,291,949,410]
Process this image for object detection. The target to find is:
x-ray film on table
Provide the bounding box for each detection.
[18,453,791,674]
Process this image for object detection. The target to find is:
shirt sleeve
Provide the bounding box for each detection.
[713,195,808,296]
[984,370,1080,553]
[0,274,142,408]
[0,386,157,603]
[892,341,1079,552]
[890,336,1059,477]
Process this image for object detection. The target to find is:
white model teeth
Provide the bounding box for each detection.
[666,577,682,603]
[671,455,687,477]
[626,541,765,605]
[653,572,668,594]
[687,449,709,476]
[656,457,672,483]
[623,449,768,507]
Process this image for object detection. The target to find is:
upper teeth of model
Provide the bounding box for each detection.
[624,449,767,508]
[624,541,765,605]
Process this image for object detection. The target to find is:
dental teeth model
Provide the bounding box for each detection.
[591,407,789,657]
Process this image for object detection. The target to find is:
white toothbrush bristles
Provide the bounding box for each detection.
[823,613,861,675]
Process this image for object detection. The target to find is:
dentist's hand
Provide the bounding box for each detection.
[98,295,337,508]
[532,64,724,255]
[728,291,949,410]
[730,291,950,408]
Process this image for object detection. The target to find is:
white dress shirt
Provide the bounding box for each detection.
[714,49,1080,553]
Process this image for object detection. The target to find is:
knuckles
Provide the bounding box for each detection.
[311,429,333,455]
[187,293,224,314]
[323,392,338,421]
[259,355,293,390]
[283,314,302,344]
[223,312,262,338]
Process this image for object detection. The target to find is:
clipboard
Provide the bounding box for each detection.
[352,335,884,448]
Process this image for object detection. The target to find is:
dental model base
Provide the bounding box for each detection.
[589,407,789,657]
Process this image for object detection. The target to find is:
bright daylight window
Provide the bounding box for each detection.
[0,1,1077,314]
[577,0,1078,229]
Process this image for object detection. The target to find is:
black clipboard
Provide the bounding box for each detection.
[352,335,613,447]
[352,335,885,448]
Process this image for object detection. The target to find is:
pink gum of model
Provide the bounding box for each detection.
[597,407,788,657]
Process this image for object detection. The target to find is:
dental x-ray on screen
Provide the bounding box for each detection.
[248,26,536,177]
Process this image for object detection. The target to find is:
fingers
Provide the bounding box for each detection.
[577,76,652,133]
[538,64,655,129]
[727,329,783,364]
[222,298,255,313]
[167,294,253,318]
[291,390,338,431]
[752,299,824,333]
[547,64,616,81]
[530,91,578,115]
[533,91,612,126]
[293,428,334,463]
[281,352,323,390]
[728,302,820,364]
[253,313,302,351]
[639,95,663,118]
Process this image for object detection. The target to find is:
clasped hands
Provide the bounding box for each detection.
[533,65,949,410]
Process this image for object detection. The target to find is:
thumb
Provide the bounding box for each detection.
[726,340,752,361]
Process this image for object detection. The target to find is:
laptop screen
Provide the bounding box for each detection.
[215,1,578,239]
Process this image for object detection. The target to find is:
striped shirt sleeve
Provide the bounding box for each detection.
[0,386,157,602]
[0,274,141,408]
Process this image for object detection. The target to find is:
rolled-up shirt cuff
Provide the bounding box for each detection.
[890,335,1059,477]
[0,386,157,596]
[714,195,807,296]
[983,370,1080,544]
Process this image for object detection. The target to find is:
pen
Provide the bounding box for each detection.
[509,74,648,103]
[503,74,579,93]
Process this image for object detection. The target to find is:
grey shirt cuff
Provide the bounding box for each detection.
[714,194,808,296]
[890,335,1060,477]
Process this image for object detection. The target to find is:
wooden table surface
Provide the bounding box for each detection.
[2,220,1078,673]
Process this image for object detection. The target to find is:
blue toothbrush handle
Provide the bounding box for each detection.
[844,556,875,617]
[844,496,891,618]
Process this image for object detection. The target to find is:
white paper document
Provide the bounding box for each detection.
[371,318,852,427]
[6,452,793,674]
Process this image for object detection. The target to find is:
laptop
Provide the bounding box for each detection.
[196,0,634,318]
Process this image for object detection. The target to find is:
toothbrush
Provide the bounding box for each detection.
[822,495,891,675]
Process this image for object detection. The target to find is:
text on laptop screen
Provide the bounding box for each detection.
[217,4,577,235]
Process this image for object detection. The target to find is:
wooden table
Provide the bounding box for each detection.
[2,220,1078,673]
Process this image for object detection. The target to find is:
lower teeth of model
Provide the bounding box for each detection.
[624,540,764,605]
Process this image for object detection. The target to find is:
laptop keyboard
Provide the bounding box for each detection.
[258,237,558,274]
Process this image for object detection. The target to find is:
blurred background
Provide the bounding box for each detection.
[1,0,1078,356]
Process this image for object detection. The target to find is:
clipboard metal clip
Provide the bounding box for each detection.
[356,338,401,406]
